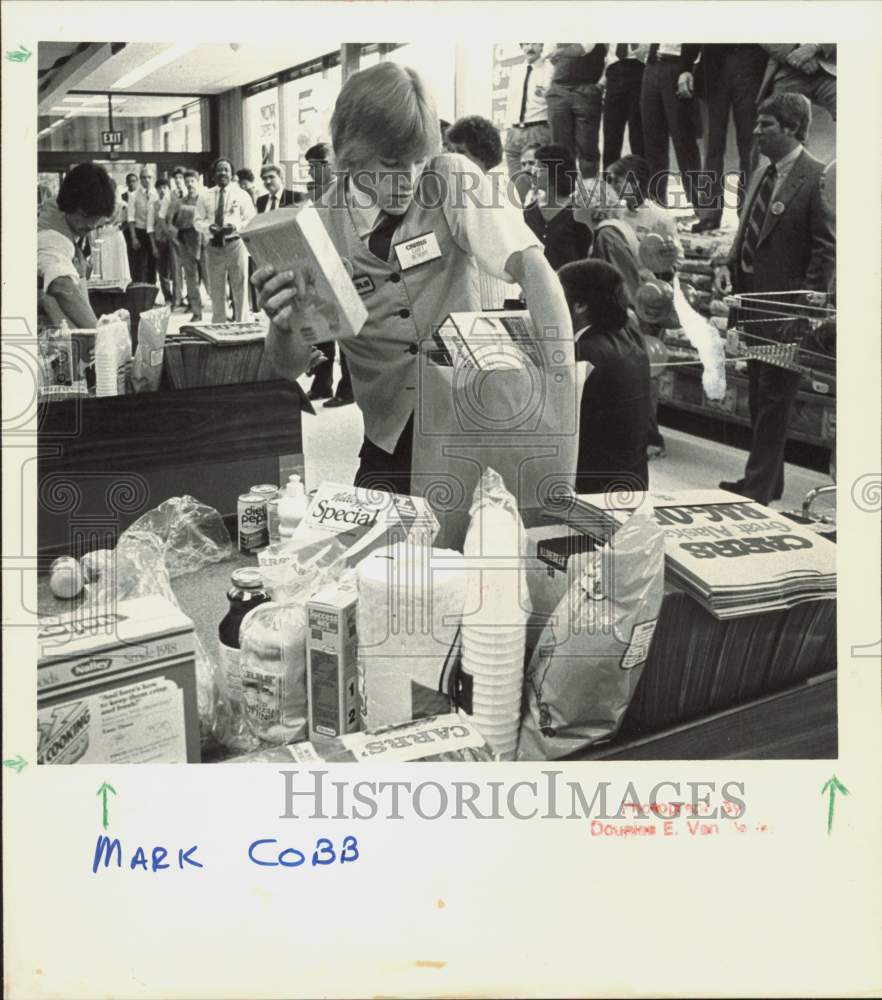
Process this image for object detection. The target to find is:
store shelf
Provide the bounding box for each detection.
[658,365,835,449]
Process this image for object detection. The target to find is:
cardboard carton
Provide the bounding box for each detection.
[241,204,367,344]
[37,594,200,764]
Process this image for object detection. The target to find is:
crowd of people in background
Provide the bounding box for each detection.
[38,42,836,503]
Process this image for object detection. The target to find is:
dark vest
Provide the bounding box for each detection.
[317,155,482,451]
[552,45,608,86]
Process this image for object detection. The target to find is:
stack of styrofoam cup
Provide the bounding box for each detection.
[459,471,528,760]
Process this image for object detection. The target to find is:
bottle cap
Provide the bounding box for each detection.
[287,474,305,497]
[231,567,264,589]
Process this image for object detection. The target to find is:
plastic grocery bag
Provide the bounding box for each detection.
[131,305,170,393]
[88,496,235,749]
[517,507,665,760]
[95,311,133,397]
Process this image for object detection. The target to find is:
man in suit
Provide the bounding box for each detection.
[714,94,835,505]
[757,44,836,120]
[256,163,300,213]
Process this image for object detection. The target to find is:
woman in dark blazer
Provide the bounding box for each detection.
[557,259,651,495]
[523,143,591,272]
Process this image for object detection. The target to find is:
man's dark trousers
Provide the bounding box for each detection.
[546,82,603,177]
[602,60,645,169]
[743,361,802,505]
[134,228,157,284]
[702,45,768,219]
[640,58,703,208]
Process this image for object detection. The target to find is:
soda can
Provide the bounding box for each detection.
[238,492,269,553]
[250,484,279,499]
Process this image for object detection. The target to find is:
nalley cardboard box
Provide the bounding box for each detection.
[38,594,201,764]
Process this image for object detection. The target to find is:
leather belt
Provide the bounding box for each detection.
[511,120,549,129]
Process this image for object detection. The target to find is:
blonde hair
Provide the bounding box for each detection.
[331,62,440,172]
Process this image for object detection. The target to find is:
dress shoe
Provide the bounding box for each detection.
[324,394,355,408]
[692,216,722,234]
[308,383,334,401]
[189,314,203,322]
[718,479,745,494]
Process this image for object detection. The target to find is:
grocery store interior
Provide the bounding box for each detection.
[35,41,837,765]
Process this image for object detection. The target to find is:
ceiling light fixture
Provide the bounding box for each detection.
[110,43,196,89]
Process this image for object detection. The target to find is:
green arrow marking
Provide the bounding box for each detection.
[821,775,848,834]
[97,782,117,830]
[3,755,27,774]
[5,45,32,63]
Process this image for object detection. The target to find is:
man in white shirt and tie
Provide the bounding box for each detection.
[503,43,554,206]
[126,166,159,284]
[194,157,255,322]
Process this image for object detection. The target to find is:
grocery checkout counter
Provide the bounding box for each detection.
[36,285,836,762]
[38,310,311,561]
[37,544,837,761]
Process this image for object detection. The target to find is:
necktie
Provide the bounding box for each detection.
[740,164,777,272]
[215,187,226,228]
[648,43,659,63]
[519,63,533,124]
[270,194,278,211]
[368,211,403,262]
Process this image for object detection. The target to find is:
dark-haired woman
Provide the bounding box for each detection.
[557,258,651,495]
[523,143,591,272]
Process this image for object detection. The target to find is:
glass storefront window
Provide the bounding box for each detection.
[280,69,338,192]
[385,42,457,123]
[38,94,209,154]
[243,85,280,183]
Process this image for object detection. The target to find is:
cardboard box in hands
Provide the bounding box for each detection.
[242,204,367,343]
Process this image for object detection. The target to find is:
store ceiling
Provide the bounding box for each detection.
[46,42,334,95]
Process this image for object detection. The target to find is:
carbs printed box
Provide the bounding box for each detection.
[306,582,359,740]
[37,594,201,764]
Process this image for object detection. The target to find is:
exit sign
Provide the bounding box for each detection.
[102,130,123,146]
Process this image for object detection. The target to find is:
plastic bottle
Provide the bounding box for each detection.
[278,473,309,540]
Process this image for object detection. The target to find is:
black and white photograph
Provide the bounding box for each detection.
[33,36,838,765]
[3,3,880,999]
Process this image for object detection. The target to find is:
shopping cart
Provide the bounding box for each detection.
[727,290,837,533]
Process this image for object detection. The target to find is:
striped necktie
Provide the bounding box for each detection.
[740,164,777,272]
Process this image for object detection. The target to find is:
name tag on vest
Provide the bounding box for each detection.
[393,231,442,271]
[353,274,375,296]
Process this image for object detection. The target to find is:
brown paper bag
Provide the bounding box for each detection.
[412,312,585,551]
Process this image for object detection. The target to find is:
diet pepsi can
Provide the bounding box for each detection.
[238,492,269,553]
